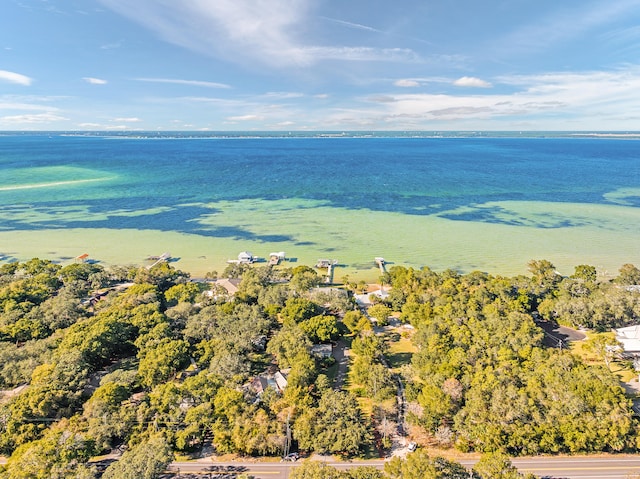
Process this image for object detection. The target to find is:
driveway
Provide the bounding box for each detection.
[536,320,586,348]
[332,339,349,390]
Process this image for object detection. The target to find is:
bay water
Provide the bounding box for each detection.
[1,132,639,281]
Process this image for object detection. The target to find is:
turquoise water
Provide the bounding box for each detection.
[0,132,639,279]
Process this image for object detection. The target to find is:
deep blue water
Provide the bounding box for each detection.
[0,134,639,236]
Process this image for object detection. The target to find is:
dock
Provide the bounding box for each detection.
[375,257,386,274]
[75,253,90,263]
[147,252,171,268]
[228,251,256,264]
[316,259,338,284]
[269,251,286,266]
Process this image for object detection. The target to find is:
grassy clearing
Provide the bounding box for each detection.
[322,357,340,384]
[569,331,636,384]
[568,331,610,364]
[386,330,417,371]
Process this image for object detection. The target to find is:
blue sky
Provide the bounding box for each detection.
[2,0,640,131]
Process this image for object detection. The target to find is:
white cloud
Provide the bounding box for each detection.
[303,46,419,63]
[83,77,108,85]
[226,114,262,121]
[0,101,54,111]
[453,76,492,88]
[136,78,231,89]
[320,66,640,130]
[98,0,420,68]
[394,79,420,87]
[261,92,304,99]
[321,17,384,34]
[112,117,141,122]
[77,122,102,128]
[0,112,67,124]
[0,70,32,86]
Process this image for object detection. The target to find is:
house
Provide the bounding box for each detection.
[354,287,389,308]
[311,343,333,359]
[250,370,289,396]
[215,278,241,295]
[274,370,288,391]
[251,376,270,395]
[204,278,241,299]
[615,325,640,355]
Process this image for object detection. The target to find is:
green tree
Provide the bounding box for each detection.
[345,466,384,479]
[59,262,103,285]
[368,304,392,326]
[584,334,621,369]
[289,270,321,294]
[289,461,344,479]
[1,422,96,479]
[571,264,597,283]
[102,435,173,479]
[133,263,189,292]
[385,450,469,479]
[299,314,339,343]
[267,326,312,368]
[294,389,370,456]
[138,338,190,387]
[417,383,454,432]
[83,381,135,451]
[615,263,640,285]
[473,451,521,479]
[351,333,386,361]
[280,297,320,324]
[342,310,366,334]
[164,282,202,305]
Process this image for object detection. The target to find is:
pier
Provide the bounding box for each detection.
[316,259,338,284]
[75,253,90,263]
[147,252,171,268]
[269,251,286,266]
[375,257,386,274]
[228,251,256,264]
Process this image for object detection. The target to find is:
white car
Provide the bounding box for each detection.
[407,442,417,452]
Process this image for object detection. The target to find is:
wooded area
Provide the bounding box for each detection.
[0,258,639,478]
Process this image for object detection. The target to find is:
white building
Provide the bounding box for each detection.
[615,325,640,355]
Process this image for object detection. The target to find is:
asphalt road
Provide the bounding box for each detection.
[168,456,640,479]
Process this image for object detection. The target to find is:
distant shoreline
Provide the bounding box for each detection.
[2,130,640,140]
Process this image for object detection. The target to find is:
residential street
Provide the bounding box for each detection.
[164,456,640,479]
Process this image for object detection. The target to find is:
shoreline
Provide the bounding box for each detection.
[1,226,638,283]
[0,227,390,283]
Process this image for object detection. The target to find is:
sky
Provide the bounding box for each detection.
[2,0,640,131]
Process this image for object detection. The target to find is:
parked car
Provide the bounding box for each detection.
[282,452,299,462]
[407,442,417,452]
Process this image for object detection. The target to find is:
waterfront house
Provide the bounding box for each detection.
[615,325,640,356]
